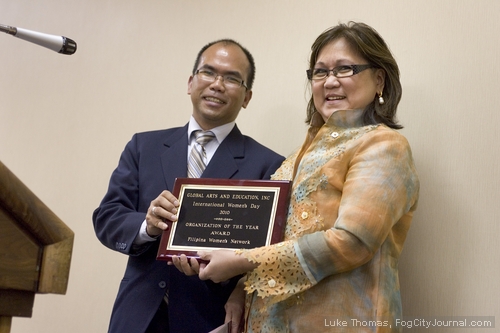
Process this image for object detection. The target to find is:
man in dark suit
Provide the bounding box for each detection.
[92,39,284,333]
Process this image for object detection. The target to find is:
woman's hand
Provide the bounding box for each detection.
[146,190,179,237]
[225,277,246,333]
[197,250,258,283]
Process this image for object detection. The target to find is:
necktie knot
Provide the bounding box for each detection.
[194,130,215,146]
[188,130,215,178]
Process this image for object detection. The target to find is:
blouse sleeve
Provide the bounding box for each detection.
[238,128,419,304]
[237,240,312,306]
[299,129,419,282]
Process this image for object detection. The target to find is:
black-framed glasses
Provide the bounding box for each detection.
[306,64,375,80]
[195,69,248,89]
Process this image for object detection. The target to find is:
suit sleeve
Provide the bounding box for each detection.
[263,157,285,180]
[92,134,151,255]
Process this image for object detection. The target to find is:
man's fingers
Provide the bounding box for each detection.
[152,204,177,222]
[149,190,180,224]
[160,190,180,208]
[179,254,195,275]
[170,254,200,276]
[159,190,180,219]
[155,220,169,231]
[189,257,201,274]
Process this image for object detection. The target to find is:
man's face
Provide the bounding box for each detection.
[188,43,252,130]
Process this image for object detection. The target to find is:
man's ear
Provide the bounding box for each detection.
[187,76,194,95]
[241,90,252,109]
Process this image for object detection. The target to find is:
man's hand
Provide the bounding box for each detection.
[169,254,203,276]
[146,190,179,237]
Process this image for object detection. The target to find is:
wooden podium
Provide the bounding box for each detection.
[0,160,74,333]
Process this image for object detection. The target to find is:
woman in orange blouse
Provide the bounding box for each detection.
[178,22,420,332]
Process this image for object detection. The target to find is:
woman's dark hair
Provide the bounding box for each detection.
[292,22,403,178]
[306,21,403,129]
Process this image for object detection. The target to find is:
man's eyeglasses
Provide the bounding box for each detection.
[306,64,375,80]
[195,69,248,89]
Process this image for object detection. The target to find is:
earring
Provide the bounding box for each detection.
[378,92,385,105]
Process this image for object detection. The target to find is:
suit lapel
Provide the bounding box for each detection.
[203,125,244,179]
[160,124,245,187]
[160,125,189,190]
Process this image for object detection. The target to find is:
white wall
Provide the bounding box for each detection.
[1,1,499,332]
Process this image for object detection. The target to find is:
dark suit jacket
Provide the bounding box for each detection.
[93,124,285,333]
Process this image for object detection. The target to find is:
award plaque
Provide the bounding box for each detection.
[157,178,291,261]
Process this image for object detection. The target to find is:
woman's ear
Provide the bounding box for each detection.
[376,68,386,92]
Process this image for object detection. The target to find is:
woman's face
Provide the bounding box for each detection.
[311,38,385,122]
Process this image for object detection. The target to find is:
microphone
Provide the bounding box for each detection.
[0,23,77,55]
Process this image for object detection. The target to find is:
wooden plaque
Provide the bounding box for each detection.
[157,178,291,261]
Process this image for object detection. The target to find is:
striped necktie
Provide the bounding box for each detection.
[188,130,215,178]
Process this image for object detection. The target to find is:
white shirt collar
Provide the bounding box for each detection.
[187,116,235,144]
